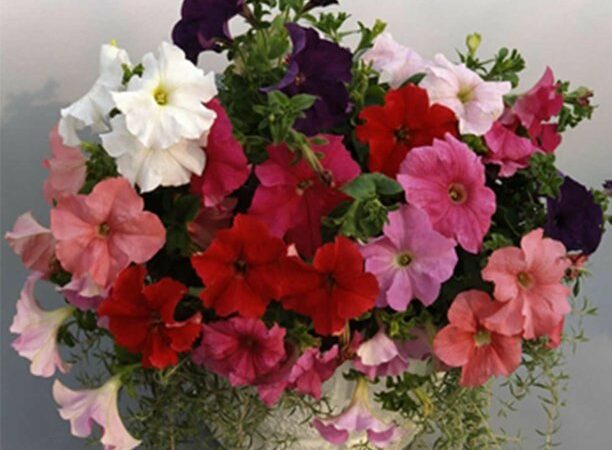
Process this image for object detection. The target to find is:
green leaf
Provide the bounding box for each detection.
[342,173,403,200]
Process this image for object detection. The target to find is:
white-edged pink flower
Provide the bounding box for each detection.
[362,32,429,88]
[5,212,56,275]
[313,377,400,448]
[421,54,511,135]
[10,273,73,377]
[53,376,141,450]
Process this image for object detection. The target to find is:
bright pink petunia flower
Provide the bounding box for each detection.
[397,134,496,254]
[5,212,56,276]
[483,121,537,177]
[43,124,87,204]
[361,204,457,311]
[288,345,339,399]
[190,99,250,207]
[50,177,166,288]
[433,290,523,387]
[192,316,286,386]
[481,228,571,339]
[249,135,360,258]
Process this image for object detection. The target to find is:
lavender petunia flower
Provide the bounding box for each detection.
[172,0,245,62]
[265,23,353,136]
[545,176,603,255]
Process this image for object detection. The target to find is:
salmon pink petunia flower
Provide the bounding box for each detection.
[356,84,458,178]
[481,228,571,339]
[53,376,141,450]
[50,177,166,288]
[398,134,496,253]
[360,204,457,311]
[249,135,360,258]
[433,290,523,387]
[191,214,288,318]
[98,265,202,369]
[280,236,379,336]
[5,212,56,276]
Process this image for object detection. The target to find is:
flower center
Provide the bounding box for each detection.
[396,252,413,267]
[153,86,169,105]
[295,72,306,86]
[474,329,491,347]
[517,271,534,289]
[448,183,467,204]
[239,336,258,351]
[98,223,111,238]
[324,273,336,290]
[234,259,248,277]
[394,126,410,144]
[296,179,314,195]
[457,85,475,104]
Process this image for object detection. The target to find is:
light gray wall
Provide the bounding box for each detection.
[1,1,610,449]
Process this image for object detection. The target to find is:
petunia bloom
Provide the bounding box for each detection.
[483,120,537,177]
[172,0,245,62]
[249,135,360,258]
[43,125,87,204]
[191,316,286,386]
[98,265,202,369]
[53,377,141,450]
[10,273,74,377]
[50,177,166,288]
[59,43,131,146]
[265,23,353,136]
[362,32,429,88]
[313,377,400,448]
[281,236,379,336]
[288,345,339,399]
[59,275,108,311]
[360,204,457,311]
[433,290,523,387]
[101,115,206,193]
[482,228,571,339]
[398,134,496,253]
[603,180,612,197]
[5,212,56,275]
[356,84,458,178]
[112,41,217,150]
[545,176,603,255]
[187,198,236,250]
[190,99,250,207]
[191,214,288,318]
[421,54,511,135]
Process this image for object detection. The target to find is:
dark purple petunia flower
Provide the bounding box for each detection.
[305,0,339,8]
[265,23,353,136]
[172,0,245,62]
[545,176,604,255]
[603,179,612,196]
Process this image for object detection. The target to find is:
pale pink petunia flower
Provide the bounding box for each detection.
[481,228,571,339]
[53,377,141,450]
[288,345,339,399]
[421,54,511,135]
[433,290,523,387]
[398,134,496,254]
[361,204,457,310]
[5,211,56,275]
[43,125,87,204]
[483,121,537,177]
[10,272,73,377]
[59,274,108,311]
[50,177,166,288]
[313,377,400,448]
[362,32,429,88]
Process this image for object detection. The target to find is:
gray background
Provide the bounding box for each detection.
[1,1,610,449]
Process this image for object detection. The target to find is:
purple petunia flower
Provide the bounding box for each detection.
[545,176,603,255]
[305,0,339,8]
[603,179,612,196]
[265,23,353,136]
[172,0,245,62]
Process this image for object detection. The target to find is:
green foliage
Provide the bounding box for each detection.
[557,82,595,132]
[253,91,316,145]
[527,152,564,198]
[80,142,118,194]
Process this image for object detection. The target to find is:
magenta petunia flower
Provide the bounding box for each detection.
[288,345,339,399]
[43,124,86,204]
[483,121,537,177]
[482,228,571,339]
[398,134,496,254]
[50,177,166,288]
[5,212,56,276]
[361,204,457,310]
[249,135,360,257]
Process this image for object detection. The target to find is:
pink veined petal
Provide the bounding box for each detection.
[5,212,56,274]
[482,246,526,302]
[313,419,350,445]
[433,326,475,367]
[482,296,525,337]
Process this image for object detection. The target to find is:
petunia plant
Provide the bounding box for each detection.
[3,1,611,449]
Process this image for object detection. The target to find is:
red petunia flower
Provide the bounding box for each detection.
[191,214,287,318]
[356,84,458,178]
[97,265,202,369]
[280,236,379,336]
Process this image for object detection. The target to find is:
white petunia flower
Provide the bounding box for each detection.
[421,54,511,135]
[112,41,217,150]
[59,43,131,146]
[101,116,206,193]
[53,377,141,450]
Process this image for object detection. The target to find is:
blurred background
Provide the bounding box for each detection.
[1,1,610,448]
